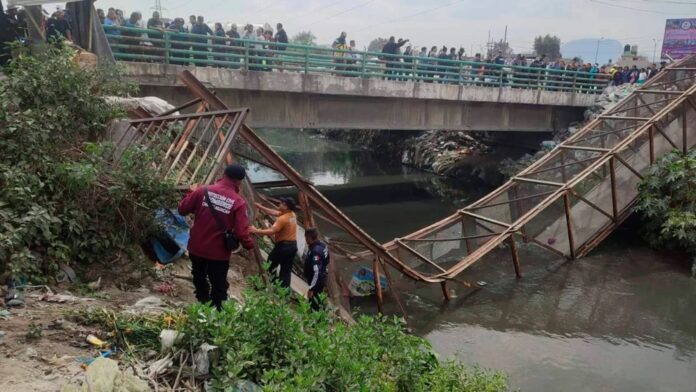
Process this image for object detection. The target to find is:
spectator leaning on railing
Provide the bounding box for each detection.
[95,8,616,92]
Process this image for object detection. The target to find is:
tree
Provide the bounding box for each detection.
[367,37,388,53]
[489,40,513,58]
[533,35,561,60]
[291,30,317,46]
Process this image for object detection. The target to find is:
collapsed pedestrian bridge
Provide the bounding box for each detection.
[112,55,696,311]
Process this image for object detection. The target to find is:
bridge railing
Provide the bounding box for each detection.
[105,25,610,94]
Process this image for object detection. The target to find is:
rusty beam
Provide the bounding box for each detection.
[508,236,522,278]
[609,157,618,219]
[563,192,576,259]
[512,176,565,187]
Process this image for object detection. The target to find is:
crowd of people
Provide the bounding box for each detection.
[0,2,666,91]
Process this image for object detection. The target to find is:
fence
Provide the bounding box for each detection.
[104,25,610,94]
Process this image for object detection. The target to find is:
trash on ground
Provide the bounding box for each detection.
[60,357,150,392]
[159,329,184,353]
[126,296,168,314]
[86,334,107,348]
[193,343,219,376]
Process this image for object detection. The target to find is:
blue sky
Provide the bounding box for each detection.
[95,0,693,56]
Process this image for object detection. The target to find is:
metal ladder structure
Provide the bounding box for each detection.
[114,55,696,312]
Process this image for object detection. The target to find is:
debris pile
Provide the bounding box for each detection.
[584,83,638,120]
[401,131,490,176]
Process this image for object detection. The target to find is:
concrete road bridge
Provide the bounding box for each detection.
[108,26,610,132]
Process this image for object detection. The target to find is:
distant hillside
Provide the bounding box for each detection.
[561,39,623,64]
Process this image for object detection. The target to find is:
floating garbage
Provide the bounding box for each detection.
[348,267,389,297]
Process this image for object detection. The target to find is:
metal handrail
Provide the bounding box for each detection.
[105,25,610,93]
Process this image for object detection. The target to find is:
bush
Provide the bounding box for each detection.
[0,47,176,280]
[634,149,696,274]
[74,280,509,391]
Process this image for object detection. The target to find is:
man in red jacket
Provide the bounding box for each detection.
[178,164,255,309]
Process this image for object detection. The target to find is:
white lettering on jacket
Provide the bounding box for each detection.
[203,191,235,214]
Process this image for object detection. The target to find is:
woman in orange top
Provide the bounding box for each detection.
[249,197,298,288]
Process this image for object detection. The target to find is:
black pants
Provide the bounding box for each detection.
[309,282,325,311]
[268,241,297,288]
[190,254,229,309]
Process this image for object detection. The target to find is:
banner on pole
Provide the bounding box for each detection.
[661,18,696,60]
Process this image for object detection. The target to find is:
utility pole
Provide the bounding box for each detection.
[594,37,603,64]
[652,38,658,63]
[503,25,508,54]
[152,0,163,16]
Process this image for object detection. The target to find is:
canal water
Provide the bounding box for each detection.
[251,129,696,392]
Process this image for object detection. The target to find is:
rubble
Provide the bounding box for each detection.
[104,96,175,117]
[401,131,490,176]
[584,84,638,120]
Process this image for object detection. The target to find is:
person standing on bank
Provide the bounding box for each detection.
[178,164,255,309]
[303,228,329,310]
[250,197,298,288]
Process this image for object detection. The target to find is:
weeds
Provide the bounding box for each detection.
[71,278,509,391]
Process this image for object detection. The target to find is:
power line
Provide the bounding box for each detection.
[607,0,696,5]
[588,0,687,14]
[286,0,344,24]
[353,0,468,34]
[301,0,376,30]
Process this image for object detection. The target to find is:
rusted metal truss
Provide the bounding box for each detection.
[379,54,696,284]
[114,56,696,307]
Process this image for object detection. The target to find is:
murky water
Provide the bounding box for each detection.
[252,129,696,392]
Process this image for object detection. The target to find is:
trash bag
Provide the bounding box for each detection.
[150,209,189,264]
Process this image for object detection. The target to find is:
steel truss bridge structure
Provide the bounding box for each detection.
[113,55,696,313]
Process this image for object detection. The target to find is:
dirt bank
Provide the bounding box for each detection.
[0,255,254,392]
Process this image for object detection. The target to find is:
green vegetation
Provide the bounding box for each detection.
[291,30,318,46]
[73,278,509,392]
[635,150,696,275]
[0,47,176,280]
[533,35,561,60]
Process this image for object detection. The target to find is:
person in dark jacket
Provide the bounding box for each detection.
[46,10,72,43]
[146,11,164,48]
[382,36,408,80]
[213,22,227,65]
[274,23,288,46]
[303,228,329,310]
[167,17,187,65]
[190,15,212,64]
[178,164,255,309]
[274,23,288,71]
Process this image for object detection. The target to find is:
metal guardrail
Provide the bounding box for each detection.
[105,25,610,94]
